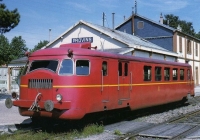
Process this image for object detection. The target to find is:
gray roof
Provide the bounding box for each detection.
[8,57,28,68]
[116,14,200,41]
[46,20,177,57]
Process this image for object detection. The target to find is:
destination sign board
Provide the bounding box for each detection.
[72,37,93,43]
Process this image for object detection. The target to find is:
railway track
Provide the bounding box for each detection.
[119,97,200,140]
[3,96,200,139]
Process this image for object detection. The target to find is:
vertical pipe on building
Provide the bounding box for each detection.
[103,12,105,27]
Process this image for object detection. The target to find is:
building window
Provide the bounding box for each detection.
[144,66,151,81]
[187,40,191,54]
[155,67,162,81]
[137,21,144,29]
[164,67,170,81]
[196,43,198,57]
[179,37,182,53]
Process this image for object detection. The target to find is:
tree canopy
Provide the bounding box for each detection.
[0,35,28,66]
[0,3,20,34]
[30,40,49,52]
[163,14,199,39]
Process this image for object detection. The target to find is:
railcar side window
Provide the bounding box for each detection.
[144,66,151,81]
[180,69,184,80]
[173,68,178,80]
[124,63,128,76]
[187,69,191,80]
[118,62,122,76]
[59,59,73,75]
[102,61,107,76]
[76,60,90,75]
[29,60,58,72]
[164,68,170,81]
[155,67,162,81]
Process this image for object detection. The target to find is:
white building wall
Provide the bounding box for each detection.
[48,24,127,50]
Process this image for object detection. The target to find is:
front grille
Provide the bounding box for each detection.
[28,79,53,89]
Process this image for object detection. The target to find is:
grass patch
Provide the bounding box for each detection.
[0,124,104,140]
[114,130,122,136]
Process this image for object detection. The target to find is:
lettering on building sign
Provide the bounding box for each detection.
[72,37,93,43]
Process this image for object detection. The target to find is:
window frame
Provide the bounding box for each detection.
[155,66,162,81]
[75,59,90,76]
[102,61,108,76]
[180,69,184,80]
[59,59,74,75]
[144,66,151,81]
[164,67,170,81]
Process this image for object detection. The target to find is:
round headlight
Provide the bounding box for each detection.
[11,92,18,99]
[56,94,62,102]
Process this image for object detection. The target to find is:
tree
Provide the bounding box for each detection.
[0,35,11,65]
[0,35,27,66]
[30,40,49,52]
[163,14,196,37]
[10,36,28,59]
[0,3,20,34]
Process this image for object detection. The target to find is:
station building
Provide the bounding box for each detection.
[45,20,177,62]
[116,13,200,85]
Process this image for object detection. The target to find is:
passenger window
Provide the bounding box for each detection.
[59,59,73,75]
[124,63,128,76]
[144,66,151,81]
[102,61,107,76]
[173,68,178,80]
[180,69,184,80]
[76,60,90,75]
[164,68,170,81]
[118,62,122,76]
[187,69,191,80]
[155,67,162,81]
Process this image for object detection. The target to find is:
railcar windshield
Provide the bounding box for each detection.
[29,60,58,73]
[59,59,73,75]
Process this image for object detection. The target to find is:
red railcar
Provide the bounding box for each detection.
[5,43,194,120]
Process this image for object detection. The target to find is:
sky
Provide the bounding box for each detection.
[2,0,200,50]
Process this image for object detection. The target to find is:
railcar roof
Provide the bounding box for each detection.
[31,47,190,67]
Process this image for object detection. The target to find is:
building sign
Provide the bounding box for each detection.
[72,37,93,43]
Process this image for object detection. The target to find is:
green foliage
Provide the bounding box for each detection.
[163,14,200,39]
[30,40,49,52]
[0,35,27,66]
[114,129,122,135]
[10,36,28,59]
[0,3,20,34]
[0,124,104,140]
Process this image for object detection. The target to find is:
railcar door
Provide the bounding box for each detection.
[101,60,109,102]
[187,68,194,94]
[118,61,130,100]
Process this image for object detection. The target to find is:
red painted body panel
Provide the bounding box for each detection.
[11,43,194,120]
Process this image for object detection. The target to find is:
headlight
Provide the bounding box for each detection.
[56,94,62,102]
[11,92,18,99]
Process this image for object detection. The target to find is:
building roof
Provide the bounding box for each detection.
[8,57,28,68]
[116,14,200,41]
[45,20,177,57]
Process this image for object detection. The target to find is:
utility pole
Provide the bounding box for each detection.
[49,28,51,42]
